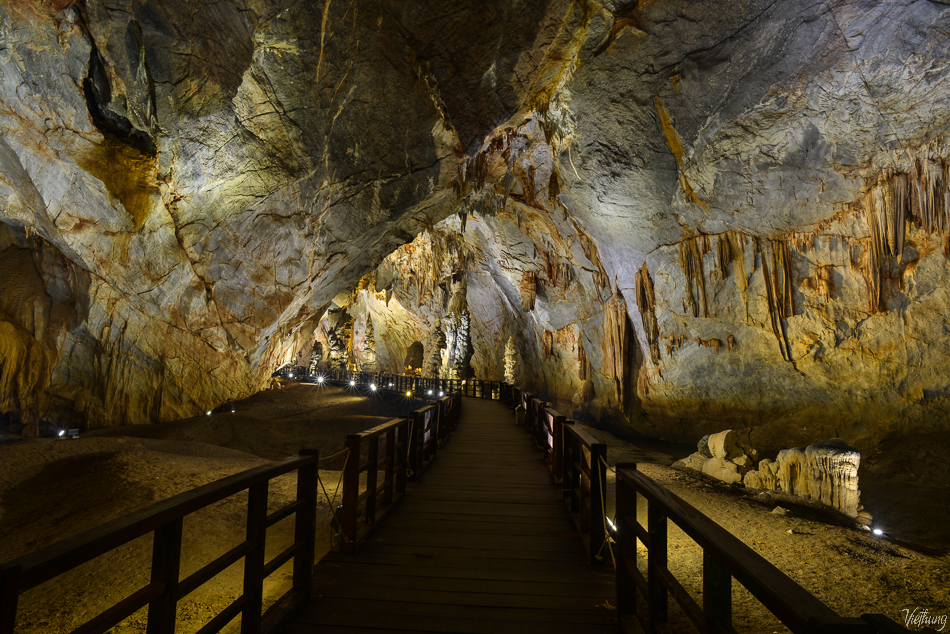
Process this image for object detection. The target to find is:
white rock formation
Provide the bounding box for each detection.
[504,337,518,384]
[673,429,759,484]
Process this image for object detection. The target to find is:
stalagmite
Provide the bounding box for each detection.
[362,319,377,372]
[308,342,323,375]
[504,336,518,384]
[424,321,446,378]
[743,439,861,518]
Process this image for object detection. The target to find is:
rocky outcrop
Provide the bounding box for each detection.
[674,429,759,484]
[504,337,518,384]
[743,439,862,518]
[3,0,950,454]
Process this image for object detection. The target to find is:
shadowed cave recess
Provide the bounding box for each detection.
[3,0,950,488]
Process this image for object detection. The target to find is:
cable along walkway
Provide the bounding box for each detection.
[283,396,619,634]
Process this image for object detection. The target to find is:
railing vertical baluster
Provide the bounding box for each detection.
[365,436,379,526]
[570,431,581,514]
[704,551,732,632]
[241,481,268,634]
[589,442,607,565]
[383,428,395,507]
[396,420,408,495]
[616,464,638,622]
[341,435,361,553]
[0,565,21,634]
[146,517,183,634]
[293,450,318,600]
[647,502,669,633]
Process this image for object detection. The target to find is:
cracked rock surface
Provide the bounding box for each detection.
[2,0,950,454]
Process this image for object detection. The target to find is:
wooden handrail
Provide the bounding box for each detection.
[339,389,462,552]
[341,417,408,553]
[0,451,319,634]
[616,465,928,634]
[563,422,607,565]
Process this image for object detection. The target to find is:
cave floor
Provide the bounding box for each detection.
[285,396,619,634]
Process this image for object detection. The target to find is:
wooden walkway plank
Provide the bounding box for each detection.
[282,397,619,634]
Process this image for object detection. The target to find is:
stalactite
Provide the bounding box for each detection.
[520,271,537,311]
[716,231,750,322]
[577,342,591,381]
[757,239,795,365]
[602,290,629,404]
[678,235,710,318]
[634,262,660,364]
[542,330,554,360]
[697,338,722,354]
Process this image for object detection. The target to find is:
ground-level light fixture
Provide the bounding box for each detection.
[350,380,356,386]
[58,430,64,437]
[206,411,212,416]
[427,390,432,395]
[872,528,883,536]
[406,391,412,397]
[439,391,444,397]
[317,376,324,383]
[370,384,376,391]
[288,373,294,379]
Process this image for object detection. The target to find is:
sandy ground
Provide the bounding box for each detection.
[578,424,950,632]
[0,383,409,634]
[1,386,948,633]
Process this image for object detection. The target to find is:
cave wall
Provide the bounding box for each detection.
[3,0,950,451]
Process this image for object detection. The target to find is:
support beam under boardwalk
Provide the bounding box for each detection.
[282,397,619,634]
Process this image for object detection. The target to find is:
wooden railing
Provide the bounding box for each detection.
[307,369,499,401]
[500,383,924,633]
[341,419,408,554]
[340,389,462,551]
[615,464,929,634]
[0,451,319,634]
[563,422,607,565]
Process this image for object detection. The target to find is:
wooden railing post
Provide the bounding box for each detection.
[408,412,423,483]
[647,502,668,633]
[552,413,565,480]
[365,437,379,525]
[704,551,732,631]
[146,517,183,634]
[241,481,268,634]
[383,428,395,507]
[396,420,408,496]
[616,464,638,621]
[0,565,21,634]
[589,442,607,565]
[341,435,361,553]
[293,450,318,600]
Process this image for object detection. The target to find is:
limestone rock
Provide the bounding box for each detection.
[504,337,518,384]
[744,440,861,517]
[671,452,707,472]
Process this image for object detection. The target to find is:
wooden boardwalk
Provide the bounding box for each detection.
[283,397,619,634]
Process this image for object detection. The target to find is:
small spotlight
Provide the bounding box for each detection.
[872,528,883,536]
[350,380,356,386]
[317,376,324,383]
[370,384,376,391]
[388,382,393,387]
[288,373,294,379]
[206,411,212,416]
[439,391,444,397]
[58,430,65,437]
[427,390,432,395]
[406,391,412,397]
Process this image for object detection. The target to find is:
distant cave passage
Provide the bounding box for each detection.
[404,341,424,374]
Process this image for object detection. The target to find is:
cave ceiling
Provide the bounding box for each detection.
[1,0,950,449]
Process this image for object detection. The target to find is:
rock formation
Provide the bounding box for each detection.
[308,342,323,375]
[504,337,518,384]
[424,322,446,379]
[361,319,377,372]
[674,429,759,484]
[1,0,950,454]
[743,439,862,518]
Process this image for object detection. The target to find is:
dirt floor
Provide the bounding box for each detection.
[577,424,950,632]
[1,386,948,633]
[0,383,410,634]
